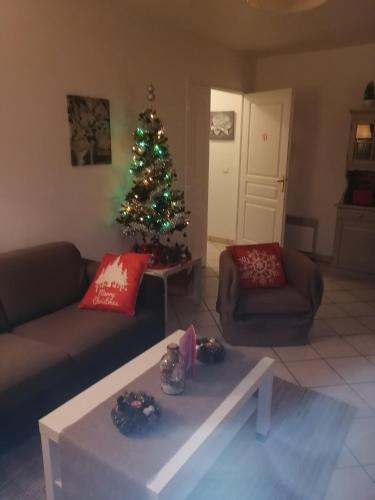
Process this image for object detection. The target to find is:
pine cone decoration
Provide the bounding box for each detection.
[196,337,225,364]
[111,391,161,436]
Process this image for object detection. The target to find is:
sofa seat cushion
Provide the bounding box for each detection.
[235,284,310,318]
[0,334,73,415]
[14,303,157,370]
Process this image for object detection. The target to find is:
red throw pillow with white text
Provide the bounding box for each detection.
[79,253,150,316]
[228,243,286,289]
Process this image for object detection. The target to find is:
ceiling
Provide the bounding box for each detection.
[125,0,375,56]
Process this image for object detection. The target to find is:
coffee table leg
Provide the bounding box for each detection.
[41,434,62,500]
[256,371,273,441]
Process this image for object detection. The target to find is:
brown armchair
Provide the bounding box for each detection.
[216,248,323,346]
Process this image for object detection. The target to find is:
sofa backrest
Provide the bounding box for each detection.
[0,242,87,327]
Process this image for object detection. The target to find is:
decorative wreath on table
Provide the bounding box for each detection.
[111,391,161,436]
[196,337,226,364]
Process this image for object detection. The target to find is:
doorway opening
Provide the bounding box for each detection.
[185,83,293,267]
[206,87,294,263]
[207,88,243,260]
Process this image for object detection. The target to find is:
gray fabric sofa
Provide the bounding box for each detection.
[0,242,165,418]
[216,248,323,346]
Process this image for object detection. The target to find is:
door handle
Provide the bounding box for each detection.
[276,176,285,193]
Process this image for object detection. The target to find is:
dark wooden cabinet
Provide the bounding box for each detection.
[334,205,375,273]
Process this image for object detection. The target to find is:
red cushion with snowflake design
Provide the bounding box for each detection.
[79,253,150,316]
[228,243,286,289]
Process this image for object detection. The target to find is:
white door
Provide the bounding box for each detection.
[185,82,211,264]
[237,88,294,245]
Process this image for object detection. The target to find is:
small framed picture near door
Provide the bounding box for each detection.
[67,95,112,166]
[210,111,235,140]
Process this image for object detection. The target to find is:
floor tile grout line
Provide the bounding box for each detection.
[345,449,375,469]
[335,464,363,470]
[313,382,375,416]
[363,466,375,484]
[286,357,348,388]
[320,319,374,336]
[336,444,362,469]
[344,446,361,468]
[312,352,365,360]
[324,357,372,386]
[349,381,375,408]
[277,360,300,386]
[347,416,375,423]
[206,308,223,332]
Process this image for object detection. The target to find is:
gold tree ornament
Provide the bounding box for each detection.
[147,84,155,103]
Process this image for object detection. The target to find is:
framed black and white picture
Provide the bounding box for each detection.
[67,95,112,166]
[210,111,235,141]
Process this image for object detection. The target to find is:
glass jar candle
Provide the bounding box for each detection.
[160,343,185,395]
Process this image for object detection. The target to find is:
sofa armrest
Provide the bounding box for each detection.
[217,250,240,315]
[83,258,100,284]
[281,248,324,313]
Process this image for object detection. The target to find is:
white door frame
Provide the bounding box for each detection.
[185,81,211,265]
[208,87,245,245]
[185,82,245,265]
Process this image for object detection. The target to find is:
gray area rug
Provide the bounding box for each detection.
[0,378,354,500]
[189,378,355,500]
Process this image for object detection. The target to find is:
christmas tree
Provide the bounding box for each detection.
[117,85,189,244]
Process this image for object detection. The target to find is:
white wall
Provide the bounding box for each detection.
[1,0,254,259]
[255,43,375,257]
[208,90,243,241]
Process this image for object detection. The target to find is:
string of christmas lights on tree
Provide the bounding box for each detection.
[116,85,190,244]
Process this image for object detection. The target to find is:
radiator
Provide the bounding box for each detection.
[284,215,318,258]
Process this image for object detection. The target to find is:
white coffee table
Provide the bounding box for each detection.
[39,330,274,500]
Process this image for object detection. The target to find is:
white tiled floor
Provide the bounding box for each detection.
[325,317,372,336]
[166,241,375,499]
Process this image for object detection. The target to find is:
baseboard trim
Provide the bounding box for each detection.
[305,252,332,264]
[315,254,333,264]
[287,248,333,264]
[208,236,234,245]
[208,239,333,264]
